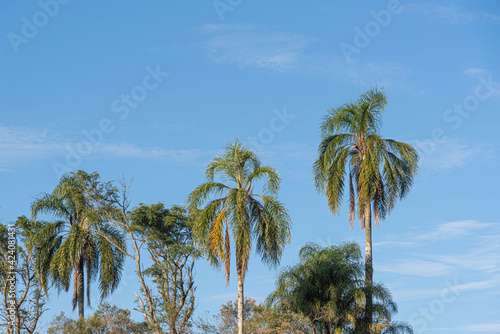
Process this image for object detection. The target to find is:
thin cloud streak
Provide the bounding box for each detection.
[404,3,500,24]
[0,124,212,170]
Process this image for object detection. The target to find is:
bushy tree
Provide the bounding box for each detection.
[195,298,313,334]
[47,302,150,334]
[267,243,412,334]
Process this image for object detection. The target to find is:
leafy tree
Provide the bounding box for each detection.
[196,298,265,334]
[29,171,125,319]
[47,312,88,334]
[47,302,151,334]
[188,140,292,334]
[130,203,199,334]
[195,298,313,334]
[80,175,197,334]
[267,243,412,334]
[0,218,48,334]
[86,302,151,333]
[313,88,418,327]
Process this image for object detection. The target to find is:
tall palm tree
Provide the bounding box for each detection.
[29,170,125,319]
[188,140,291,334]
[313,88,418,328]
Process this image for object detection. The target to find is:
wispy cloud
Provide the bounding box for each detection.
[463,68,491,78]
[431,321,500,332]
[404,2,500,24]
[416,220,494,241]
[202,292,237,301]
[0,124,210,171]
[463,68,500,97]
[378,259,453,277]
[460,322,500,332]
[417,139,490,175]
[196,24,314,71]
[377,221,500,282]
[95,143,208,164]
[0,124,64,170]
[372,240,420,248]
[192,24,419,91]
[392,276,500,301]
[344,60,423,93]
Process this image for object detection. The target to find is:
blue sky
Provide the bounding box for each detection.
[1,0,500,332]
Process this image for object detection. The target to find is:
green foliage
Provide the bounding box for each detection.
[195,298,313,334]
[47,302,151,334]
[29,170,125,318]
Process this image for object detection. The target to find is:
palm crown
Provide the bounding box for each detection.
[188,140,291,284]
[313,88,418,227]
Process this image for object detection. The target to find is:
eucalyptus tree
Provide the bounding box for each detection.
[188,140,291,334]
[267,242,413,334]
[29,171,125,319]
[129,203,199,334]
[313,88,418,326]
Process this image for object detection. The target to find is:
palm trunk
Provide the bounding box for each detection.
[364,204,373,330]
[237,271,245,334]
[77,259,85,319]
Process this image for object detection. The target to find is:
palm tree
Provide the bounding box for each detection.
[29,170,125,319]
[267,242,363,333]
[313,88,418,328]
[267,242,413,334]
[188,140,292,334]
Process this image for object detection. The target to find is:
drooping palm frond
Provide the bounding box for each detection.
[313,87,417,224]
[188,139,291,282]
